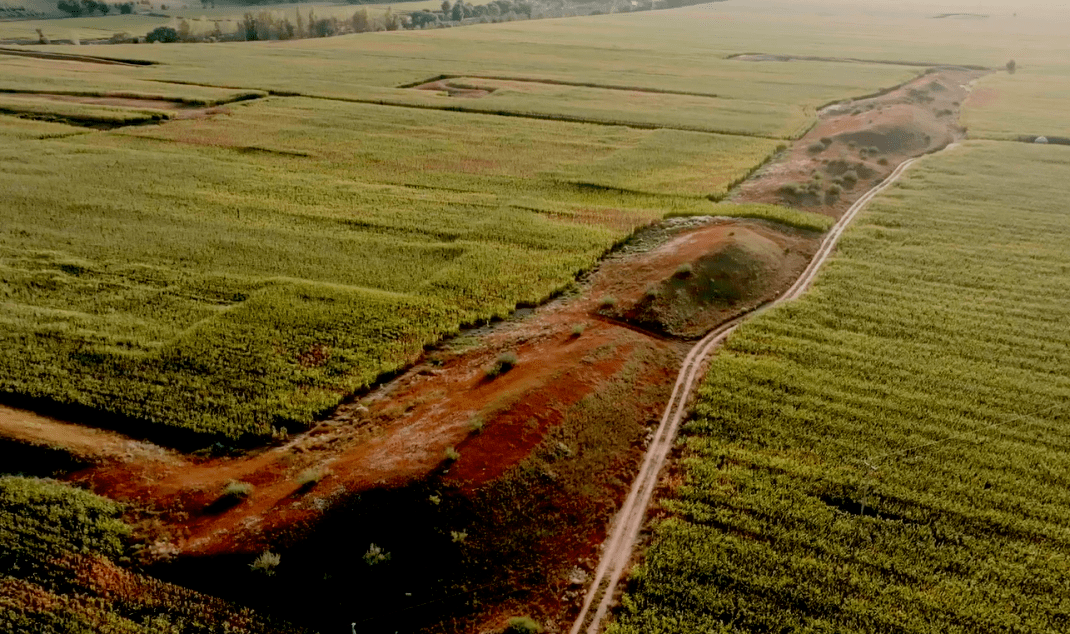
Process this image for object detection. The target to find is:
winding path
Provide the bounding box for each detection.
[569,152,933,634]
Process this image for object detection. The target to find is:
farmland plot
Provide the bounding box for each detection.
[610,141,1070,634]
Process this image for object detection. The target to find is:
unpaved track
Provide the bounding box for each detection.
[570,153,933,634]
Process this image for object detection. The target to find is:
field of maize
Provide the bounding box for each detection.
[610,141,1070,634]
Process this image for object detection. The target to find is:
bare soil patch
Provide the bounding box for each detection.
[733,68,987,219]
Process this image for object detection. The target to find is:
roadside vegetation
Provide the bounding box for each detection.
[610,142,1070,633]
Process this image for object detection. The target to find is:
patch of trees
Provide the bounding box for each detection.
[56,0,139,16]
[111,0,721,45]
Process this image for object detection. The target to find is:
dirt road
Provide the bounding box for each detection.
[569,153,934,634]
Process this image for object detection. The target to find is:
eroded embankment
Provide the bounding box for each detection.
[733,67,988,217]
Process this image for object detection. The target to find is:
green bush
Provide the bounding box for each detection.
[485,351,519,378]
[222,480,254,499]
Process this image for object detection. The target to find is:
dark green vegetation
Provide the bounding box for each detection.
[610,142,1070,633]
[0,476,308,633]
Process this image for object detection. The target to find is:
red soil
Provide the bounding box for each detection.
[0,217,813,571]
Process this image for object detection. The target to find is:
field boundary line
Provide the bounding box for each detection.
[396,74,728,99]
[569,152,927,634]
[137,78,787,139]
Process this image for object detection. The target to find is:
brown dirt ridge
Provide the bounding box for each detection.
[733,68,987,218]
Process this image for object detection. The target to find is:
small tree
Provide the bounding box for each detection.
[383,8,400,30]
[118,2,133,14]
[57,0,82,17]
[1006,59,1016,74]
[146,26,180,43]
[451,1,463,20]
[441,0,451,13]
[351,8,370,32]
[36,28,50,44]
[177,18,192,41]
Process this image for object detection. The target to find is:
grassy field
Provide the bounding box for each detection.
[962,71,1070,141]
[2,0,1055,442]
[6,1,909,441]
[0,476,310,633]
[0,89,826,439]
[609,141,1070,633]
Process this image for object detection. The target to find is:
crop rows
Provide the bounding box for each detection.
[0,96,834,439]
[610,142,1070,634]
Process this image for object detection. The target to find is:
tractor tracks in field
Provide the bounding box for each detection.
[568,151,935,634]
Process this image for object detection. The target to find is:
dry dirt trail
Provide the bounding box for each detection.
[569,153,939,634]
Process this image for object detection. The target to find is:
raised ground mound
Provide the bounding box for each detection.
[615,228,785,338]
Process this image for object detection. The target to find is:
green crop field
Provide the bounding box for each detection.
[0,89,825,440]
[6,0,909,442]
[0,476,310,633]
[609,141,1070,633]
[1,1,1063,444]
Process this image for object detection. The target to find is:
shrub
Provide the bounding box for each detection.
[674,263,693,278]
[571,323,586,337]
[778,183,803,197]
[250,551,280,576]
[146,26,179,43]
[364,543,390,565]
[807,142,825,153]
[222,480,253,499]
[877,157,889,166]
[504,616,543,634]
[450,530,467,543]
[445,446,461,462]
[485,351,519,378]
[599,296,617,309]
[296,467,324,487]
[839,170,859,188]
[826,183,843,197]
[469,415,484,433]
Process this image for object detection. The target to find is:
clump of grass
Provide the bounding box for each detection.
[644,286,660,300]
[363,543,390,566]
[445,446,461,462]
[598,296,617,310]
[504,616,543,634]
[249,551,280,576]
[571,323,586,337]
[222,480,253,499]
[674,263,694,279]
[296,467,325,488]
[837,170,859,188]
[469,415,484,434]
[451,530,468,543]
[485,351,519,378]
[778,182,803,197]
